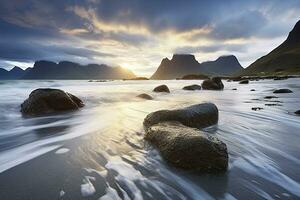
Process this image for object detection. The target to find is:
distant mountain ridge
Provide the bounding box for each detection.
[0,66,27,79]
[151,54,243,79]
[0,61,136,80]
[240,20,300,75]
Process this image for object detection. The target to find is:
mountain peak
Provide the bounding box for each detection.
[286,20,300,45]
[10,66,24,73]
[216,55,237,61]
[240,20,300,75]
[151,54,242,79]
[172,54,196,60]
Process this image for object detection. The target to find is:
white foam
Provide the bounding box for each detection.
[59,190,65,197]
[99,187,121,200]
[55,148,70,154]
[81,176,96,197]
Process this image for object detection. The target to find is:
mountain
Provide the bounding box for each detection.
[200,55,243,75]
[240,20,300,75]
[0,66,26,79]
[151,54,243,79]
[0,61,136,80]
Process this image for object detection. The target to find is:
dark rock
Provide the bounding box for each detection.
[144,103,218,129]
[265,103,281,106]
[181,74,209,80]
[295,110,300,115]
[251,107,263,111]
[273,89,293,93]
[232,88,237,90]
[250,89,255,91]
[274,76,288,80]
[21,88,84,115]
[201,77,224,90]
[264,96,278,99]
[153,85,170,93]
[239,80,249,84]
[137,93,153,100]
[145,122,228,173]
[182,84,201,90]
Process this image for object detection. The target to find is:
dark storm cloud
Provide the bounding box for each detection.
[0,0,299,68]
[0,40,115,62]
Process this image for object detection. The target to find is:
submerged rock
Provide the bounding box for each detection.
[144,103,218,129]
[137,93,153,100]
[250,89,255,91]
[273,89,293,93]
[264,96,278,99]
[232,88,237,90]
[153,85,170,93]
[145,122,228,172]
[182,84,201,90]
[21,88,84,115]
[252,107,263,111]
[239,80,249,84]
[201,77,224,90]
[295,110,300,115]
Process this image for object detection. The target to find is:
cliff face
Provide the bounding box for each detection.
[0,61,136,80]
[240,20,300,75]
[151,54,200,79]
[151,54,242,79]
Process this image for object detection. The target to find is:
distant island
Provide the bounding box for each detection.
[151,54,243,80]
[0,61,136,80]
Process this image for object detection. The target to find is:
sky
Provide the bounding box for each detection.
[0,0,299,76]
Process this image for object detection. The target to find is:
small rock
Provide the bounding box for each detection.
[295,110,300,115]
[252,107,263,111]
[137,93,153,100]
[264,96,278,99]
[153,85,170,93]
[239,80,249,84]
[274,77,288,81]
[232,88,237,90]
[250,89,255,91]
[273,89,293,93]
[265,104,281,106]
[182,84,201,90]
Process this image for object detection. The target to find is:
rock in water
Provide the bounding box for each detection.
[137,93,153,100]
[273,89,293,93]
[144,103,218,129]
[153,85,170,93]
[201,77,224,90]
[182,84,201,90]
[145,122,228,172]
[239,80,249,84]
[295,110,300,115]
[21,88,84,115]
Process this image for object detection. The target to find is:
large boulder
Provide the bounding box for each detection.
[273,89,293,94]
[137,93,153,100]
[145,122,228,172]
[153,85,170,93]
[201,77,224,90]
[144,103,218,129]
[21,88,84,115]
[182,84,201,91]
